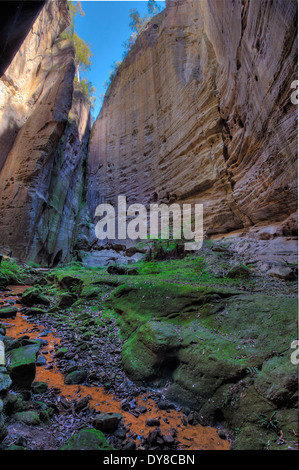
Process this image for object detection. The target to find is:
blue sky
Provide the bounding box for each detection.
[74,1,165,119]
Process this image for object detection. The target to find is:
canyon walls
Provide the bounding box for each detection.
[0,0,297,265]
[88,0,297,242]
[0,0,91,265]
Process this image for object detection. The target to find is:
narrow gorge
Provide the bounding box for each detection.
[0,0,298,453]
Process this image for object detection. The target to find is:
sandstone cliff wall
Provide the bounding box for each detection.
[0,0,91,265]
[88,0,297,241]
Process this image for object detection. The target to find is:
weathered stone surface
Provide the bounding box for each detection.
[88,0,297,243]
[0,306,18,318]
[0,367,12,393]
[0,0,71,171]
[27,89,91,267]
[0,1,47,77]
[64,369,87,385]
[0,0,91,267]
[21,287,50,306]
[60,428,115,450]
[6,343,40,386]
[93,413,122,432]
[14,411,41,426]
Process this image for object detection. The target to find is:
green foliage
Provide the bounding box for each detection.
[103,60,123,94]
[0,257,29,284]
[59,1,95,106]
[254,412,281,435]
[103,1,162,94]
[74,77,96,109]
[246,366,259,376]
[72,32,92,79]
[123,0,162,54]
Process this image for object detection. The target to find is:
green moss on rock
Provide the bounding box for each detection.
[60,428,115,450]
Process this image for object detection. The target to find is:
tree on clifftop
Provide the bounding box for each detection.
[123,0,162,55]
[60,1,95,107]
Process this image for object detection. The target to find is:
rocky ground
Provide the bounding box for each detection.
[0,236,298,450]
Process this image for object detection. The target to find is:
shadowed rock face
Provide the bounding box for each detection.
[0,0,91,265]
[88,0,297,241]
[0,0,71,172]
[0,1,47,77]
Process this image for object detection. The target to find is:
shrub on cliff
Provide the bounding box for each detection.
[59,1,95,106]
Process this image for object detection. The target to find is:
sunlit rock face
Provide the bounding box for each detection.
[88,0,297,241]
[0,0,91,265]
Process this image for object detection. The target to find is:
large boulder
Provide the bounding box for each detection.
[55,274,83,292]
[64,369,87,385]
[60,428,115,450]
[21,287,50,306]
[0,366,12,393]
[6,343,40,386]
[93,413,122,432]
[0,306,18,318]
[14,411,41,426]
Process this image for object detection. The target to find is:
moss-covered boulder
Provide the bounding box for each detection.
[58,293,76,307]
[6,343,40,386]
[31,381,48,394]
[122,321,181,381]
[0,366,12,393]
[108,281,237,338]
[0,275,8,288]
[108,280,297,449]
[54,273,83,293]
[253,355,298,406]
[14,411,41,426]
[21,287,50,306]
[64,369,87,385]
[0,306,18,318]
[60,428,115,450]
[80,285,100,299]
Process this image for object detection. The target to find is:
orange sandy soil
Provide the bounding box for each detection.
[2,285,230,451]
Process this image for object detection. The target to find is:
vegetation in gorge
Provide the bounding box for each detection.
[0,257,30,286]
[59,1,95,108]
[123,0,162,54]
[0,236,298,450]
[103,0,163,95]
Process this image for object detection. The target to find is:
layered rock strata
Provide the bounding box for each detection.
[0,0,91,265]
[88,0,298,243]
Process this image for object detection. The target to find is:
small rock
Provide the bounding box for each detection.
[146,418,160,427]
[0,306,18,318]
[93,412,122,432]
[163,435,175,445]
[227,265,250,279]
[268,265,297,281]
[36,355,47,366]
[58,293,76,308]
[157,400,169,410]
[75,396,90,411]
[31,381,48,394]
[113,428,127,439]
[218,430,227,440]
[64,369,87,385]
[123,440,136,450]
